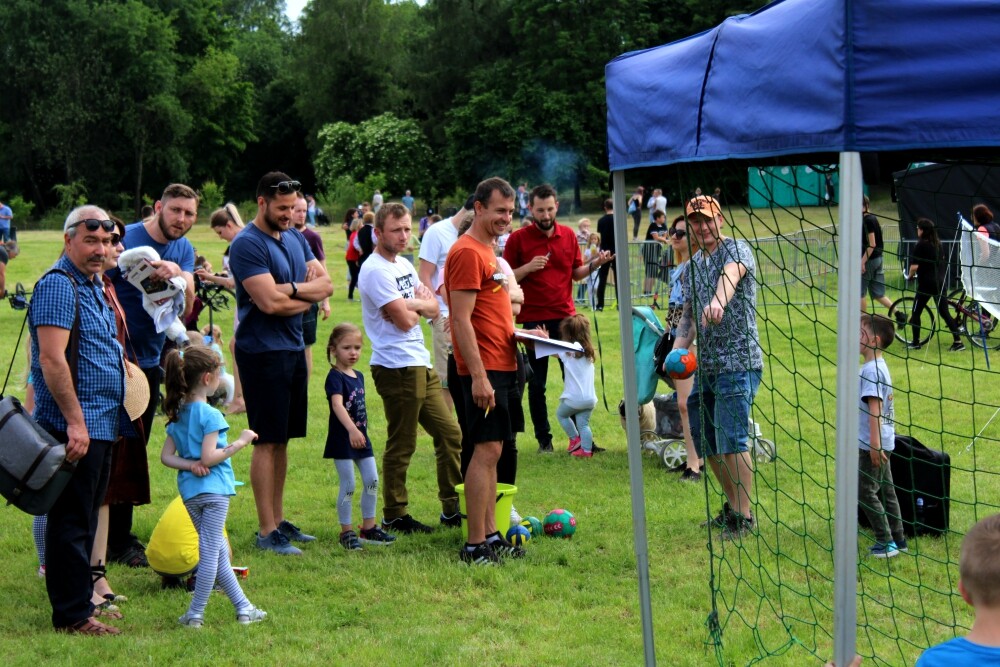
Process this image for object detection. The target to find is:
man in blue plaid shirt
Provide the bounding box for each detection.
[29,205,125,636]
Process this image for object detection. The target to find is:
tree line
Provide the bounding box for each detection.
[0,0,762,218]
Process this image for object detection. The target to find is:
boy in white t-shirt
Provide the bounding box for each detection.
[857,313,906,558]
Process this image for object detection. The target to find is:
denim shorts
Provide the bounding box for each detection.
[687,370,762,457]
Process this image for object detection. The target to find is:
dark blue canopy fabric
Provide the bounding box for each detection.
[606,0,1000,170]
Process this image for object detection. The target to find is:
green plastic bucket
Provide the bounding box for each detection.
[455,483,517,541]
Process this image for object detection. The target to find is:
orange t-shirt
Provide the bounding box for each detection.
[444,235,516,374]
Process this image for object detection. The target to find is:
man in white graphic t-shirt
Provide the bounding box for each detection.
[358,203,464,534]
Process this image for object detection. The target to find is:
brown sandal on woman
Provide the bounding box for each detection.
[56,617,122,636]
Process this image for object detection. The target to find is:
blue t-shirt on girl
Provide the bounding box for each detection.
[166,401,235,500]
[324,369,373,460]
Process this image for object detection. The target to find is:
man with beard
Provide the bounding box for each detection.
[359,202,463,534]
[503,184,613,452]
[229,172,332,555]
[107,183,198,567]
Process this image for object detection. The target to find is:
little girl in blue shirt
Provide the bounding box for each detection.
[159,346,266,627]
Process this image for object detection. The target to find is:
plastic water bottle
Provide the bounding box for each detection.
[916,497,926,529]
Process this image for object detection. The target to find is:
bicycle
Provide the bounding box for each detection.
[888,287,999,349]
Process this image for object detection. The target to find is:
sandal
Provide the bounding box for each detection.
[93,601,123,620]
[56,617,122,636]
[91,563,127,603]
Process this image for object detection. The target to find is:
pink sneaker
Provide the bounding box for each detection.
[571,447,593,458]
[567,436,582,453]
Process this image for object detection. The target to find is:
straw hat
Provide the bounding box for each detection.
[123,359,150,421]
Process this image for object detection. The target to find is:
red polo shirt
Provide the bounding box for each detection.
[503,222,582,324]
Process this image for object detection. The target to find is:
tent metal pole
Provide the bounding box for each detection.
[834,151,862,667]
[612,169,656,666]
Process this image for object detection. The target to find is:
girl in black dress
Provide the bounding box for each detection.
[905,218,965,351]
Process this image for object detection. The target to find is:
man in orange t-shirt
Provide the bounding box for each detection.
[445,176,524,565]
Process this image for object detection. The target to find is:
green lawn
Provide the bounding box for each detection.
[0,211,994,666]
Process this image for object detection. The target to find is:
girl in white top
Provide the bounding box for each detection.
[556,314,598,458]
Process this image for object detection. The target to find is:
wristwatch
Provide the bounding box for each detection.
[290,282,298,299]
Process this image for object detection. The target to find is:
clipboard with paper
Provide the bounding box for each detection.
[514,330,584,359]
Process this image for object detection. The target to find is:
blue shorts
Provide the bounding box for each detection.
[687,370,762,458]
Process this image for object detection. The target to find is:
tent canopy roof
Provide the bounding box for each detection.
[605,0,1000,171]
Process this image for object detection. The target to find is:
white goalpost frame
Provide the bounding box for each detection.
[834,151,863,666]
[612,169,657,667]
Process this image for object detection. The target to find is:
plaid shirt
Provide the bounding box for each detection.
[29,256,124,441]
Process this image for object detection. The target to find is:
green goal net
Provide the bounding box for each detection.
[653,160,1000,666]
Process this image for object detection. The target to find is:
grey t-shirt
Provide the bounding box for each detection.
[689,237,763,374]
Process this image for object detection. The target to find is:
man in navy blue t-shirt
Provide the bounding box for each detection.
[106,183,198,567]
[229,171,332,555]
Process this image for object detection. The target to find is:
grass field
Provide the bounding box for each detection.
[0,203,995,666]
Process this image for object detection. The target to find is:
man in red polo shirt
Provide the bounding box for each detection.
[503,184,614,451]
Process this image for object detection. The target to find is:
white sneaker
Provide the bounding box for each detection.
[510,506,522,525]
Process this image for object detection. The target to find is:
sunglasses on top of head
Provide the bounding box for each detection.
[69,218,117,234]
[269,180,302,195]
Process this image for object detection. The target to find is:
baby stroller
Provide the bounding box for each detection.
[626,306,778,468]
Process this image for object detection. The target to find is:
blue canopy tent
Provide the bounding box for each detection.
[604,1,1000,664]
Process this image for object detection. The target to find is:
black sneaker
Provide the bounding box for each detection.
[487,534,526,559]
[538,439,554,453]
[440,512,462,528]
[108,541,149,568]
[949,341,966,352]
[722,513,755,541]
[382,514,434,534]
[906,342,922,350]
[339,530,363,551]
[894,311,907,327]
[460,542,501,566]
[358,525,396,546]
[701,502,733,529]
[591,442,606,453]
[679,468,702,483]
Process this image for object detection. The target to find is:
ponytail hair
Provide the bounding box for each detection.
[162,346,221,422]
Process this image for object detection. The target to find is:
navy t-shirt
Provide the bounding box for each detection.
[228,223,315,353]
[324,369,373,460]
[108,222,195,368]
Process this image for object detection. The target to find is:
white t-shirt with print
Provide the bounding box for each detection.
[359,253,432,369]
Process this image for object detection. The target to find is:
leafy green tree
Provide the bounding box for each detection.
[180,48,257,186]
[294,0,399,137]
[314,113,431,198]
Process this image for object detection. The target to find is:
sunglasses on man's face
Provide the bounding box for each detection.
[269,180,302,195]
[669,229,687,239]
[69,219,116,234]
